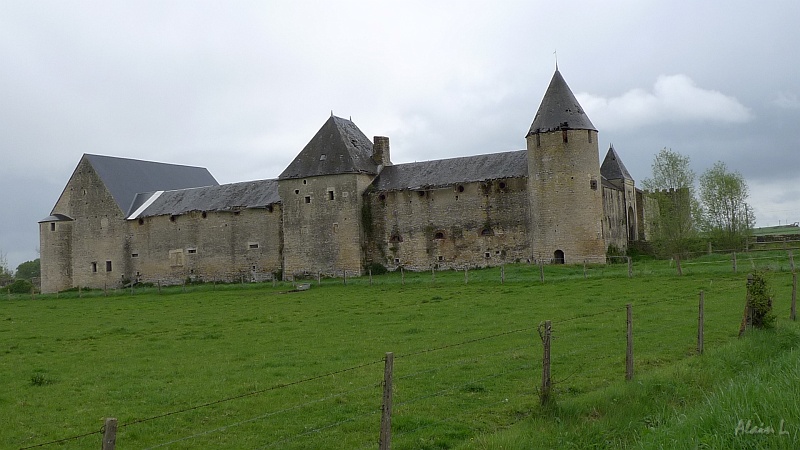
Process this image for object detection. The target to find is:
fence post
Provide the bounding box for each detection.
[343,269,347,285]
[583,260,587,279]
[369,268,373,286]
[789,250,795,273]
[539,260,544,283]
[707,241,712,255]
[698,291,705,355]
[102,417,117,450]
[379,352,394,450]
[792,273,797,321]
[401,266,405,285]
[739,274,755,337]
[675,255,683,276]
[464,267,468,284]
[540,320,552,405]
[733,252,737,273]
[627,257,633,278]
[318,271,321,286]
[626,304,634,381]
[431,266,435,283]
[501,264,505,284]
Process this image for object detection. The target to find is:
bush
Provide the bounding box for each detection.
[365,262,387,275]
[8,279,33,294]
[746,271,776,329]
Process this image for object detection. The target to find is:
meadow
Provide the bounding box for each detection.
[1,251,798,449]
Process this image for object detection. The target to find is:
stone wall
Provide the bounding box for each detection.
[365,177,531,271]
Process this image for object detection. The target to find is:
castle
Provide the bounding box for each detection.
[39,69,657,293]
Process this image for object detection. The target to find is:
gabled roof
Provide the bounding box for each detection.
[130,179,280,219]
[600,145,633,181]
[528,69,596,135]
[370,150,527,191]
[279,116,378,180]
[84,154,218,215]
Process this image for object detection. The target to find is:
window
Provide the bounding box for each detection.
[394,258,400,264]
[588,130,593,143]
[294,189,300,194]
[201,211,207,219]
[91,262,98,273]
[536,133,541,147]
[304,196,311,204]
[437,255,444,262]
[303,179,307,184]
[106,261,112,272]
[248,243,260,249]
[480,228,494,236]
[138,218,144,225]
[333,223,338,233]
[131,253,139,258]
[590,179,598,190]
[498,181,507,190]
[554,250,565,264]
[434,231,445,240]
[187,248,197,254]
[390,234,403,243]
[170,215,177,222]
[562,129,568,143]
[457,185,464,193]
[328,190,335,200]
[485,252,491,258]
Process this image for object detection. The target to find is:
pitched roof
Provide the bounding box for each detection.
[279,116,378,180]
[130,179,280,219]
[528,69,596,135]
[370,150,527,191]
[600,145,633,181]
[84,154,218,215]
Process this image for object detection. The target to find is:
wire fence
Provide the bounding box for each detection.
[19,267,795,450]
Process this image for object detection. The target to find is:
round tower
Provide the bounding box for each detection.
[526,70,605,264]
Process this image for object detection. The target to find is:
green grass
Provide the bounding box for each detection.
[1,255,797,449]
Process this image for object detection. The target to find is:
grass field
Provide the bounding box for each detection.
[2,252,798,449]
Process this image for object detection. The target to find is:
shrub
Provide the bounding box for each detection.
[746,271,776,329]
[365,262,387,275]
[8,279,33,294]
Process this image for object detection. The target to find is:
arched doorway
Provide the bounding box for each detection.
[553,249,565,264]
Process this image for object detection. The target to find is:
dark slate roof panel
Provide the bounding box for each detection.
[371,150,527,191]
[600,145,633,181]
[135,179,280,218]
[85,154,219,215]
[279,116,378,179]
[528,70,596,134]
[39,213,74,223]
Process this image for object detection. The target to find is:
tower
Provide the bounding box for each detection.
[526,70,606,264]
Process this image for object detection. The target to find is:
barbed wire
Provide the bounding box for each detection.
[395,343,533,382]
[256,405,381,449]
[18,427,101,449]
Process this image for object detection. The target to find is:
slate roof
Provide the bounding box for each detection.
[279,116,378,180]
[370,150,527,191]
[85,154,218,216]
[600,145,633,181]
[528,70,596,135]
[131,179,280,219]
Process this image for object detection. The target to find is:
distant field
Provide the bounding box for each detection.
[753,225,800,236]
[2,254,798,449]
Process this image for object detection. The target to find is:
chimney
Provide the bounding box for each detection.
[372,136,392,167]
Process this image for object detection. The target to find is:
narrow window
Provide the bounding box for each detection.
[267,204,274,213]
[201,211,207,219]
[170,215,176,222]
[50,223,56,231]
[480,228,493,236]
[249,243,259,249]
[294,189,299,194]
[91,262,98,273]
[106,261,112,272]
[562,129,568,143]
[304,196,311,204]
[457,185,464,193]
[187,248,197,254]
[536,133,541,147]
[434,231,445,240]
[394,258,400,264]
[333,223,339,233]
[138,218,144,225]
[131,253,139,258]
[328,190,335,200]
[588,130,593,143]
[303,179,307,185]
[590,179,598,190]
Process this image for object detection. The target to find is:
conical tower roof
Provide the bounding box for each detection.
[279,115,378,180]
[528,70,596,135]
[600,145,633,181]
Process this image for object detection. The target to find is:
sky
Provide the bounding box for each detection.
[1,0,799,271]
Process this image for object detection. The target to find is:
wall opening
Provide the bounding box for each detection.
[434,231,445,240]
[553,250,565,264]
[390,234,403,243]
[328,190,335,200]
[91,262,97,273]
[106,261,113,272]
[248,243,260,249]
[480,228,494,236]
[50,222,56,231]
[304,196,311,204]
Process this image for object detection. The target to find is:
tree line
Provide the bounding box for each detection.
[642,148,754,256]
[0,251,40,293]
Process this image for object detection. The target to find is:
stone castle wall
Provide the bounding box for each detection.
[365,177,531,271]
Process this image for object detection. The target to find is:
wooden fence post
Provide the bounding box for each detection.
[707,241,712,255]
[318,271,321,286]
[464,267,468,284]
[627,257,633,278]
[157,281,161,294]
[540,320,552,405]
[79,286,82,298]
[369,268,373,286]
[583,260,587,279]
[792,273,797,322]
[697,291,705,355]
[675,255,683,276]
[501,264,505,284]
[539,260,544,283]
[733,252,737,274]
[789,250,795,273]
[379,352,394,450]
[102,417,117,450]
[431,266,435,283]
[401,266,405,285]
[626,304,634,381]
[343,269,347,285]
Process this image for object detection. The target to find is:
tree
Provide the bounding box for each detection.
[15,259,40,281]
[699,162,754,249]
[0,250,12,286]
[642,148,699,256]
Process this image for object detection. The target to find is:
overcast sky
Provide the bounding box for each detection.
[1,1,799,270]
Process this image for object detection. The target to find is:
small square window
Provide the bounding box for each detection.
[304,196,311,204]
[106,261,112,272]
[187,248,197,254]
[485,252,491,258]
[394,258,400,264]
[50,223,56,231]
[131,253,139,258]
[590,179,598,190]
[437,255,444,262]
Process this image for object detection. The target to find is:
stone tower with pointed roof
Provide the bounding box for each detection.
[526,70,606,264]
[601,144,638,244]
[278,116,387,276]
